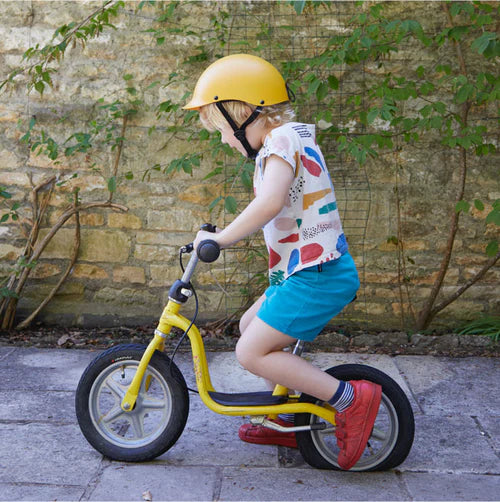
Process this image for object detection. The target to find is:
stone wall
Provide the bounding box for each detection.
[0,1,498,331]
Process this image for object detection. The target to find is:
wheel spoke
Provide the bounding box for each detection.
[102,405,126,424]
[370,427,387,441]
[130,412,145,439]
[318,425,335,434]
[105,377,126,400]
[142,396,167,410]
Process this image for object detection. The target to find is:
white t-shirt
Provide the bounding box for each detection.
[254,122,348,286]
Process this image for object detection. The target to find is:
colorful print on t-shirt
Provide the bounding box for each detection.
[255,122,348,285]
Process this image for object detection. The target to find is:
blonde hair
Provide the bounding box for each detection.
[199,100,295,132]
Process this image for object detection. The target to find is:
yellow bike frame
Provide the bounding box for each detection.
[121,242,335,425]
[121,297,336,426]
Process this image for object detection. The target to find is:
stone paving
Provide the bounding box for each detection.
[0,346,498,501]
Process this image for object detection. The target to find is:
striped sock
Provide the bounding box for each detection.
[278,413,295,424]
[328,381,354,412]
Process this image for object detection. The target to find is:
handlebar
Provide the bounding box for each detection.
[180,223,220,263]
[170,224,220,303]
[196,240,220,263]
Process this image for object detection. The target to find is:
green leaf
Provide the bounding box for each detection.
[199,129,210,141]
[474,199,485,211]
[107,176,117,193]
[486,240,498,257]
[433,102,446,115]
[290,0,306,15]
[327,75,339,90]
[456,83,474,104]
[486,208,500,226]
[125,171,134,180]
[208,196,223,212]
[471,32,496,55]
[316,82,329,101]
[224,196,238,214]
[123,74,133,80]
[34,81,45,95]
[455,200,470,213]
[367,108,379,124]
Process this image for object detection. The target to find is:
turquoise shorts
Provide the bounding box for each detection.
[257,253,359,341]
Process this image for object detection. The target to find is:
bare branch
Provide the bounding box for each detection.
[430,252,500,318]
[16,189,82,329]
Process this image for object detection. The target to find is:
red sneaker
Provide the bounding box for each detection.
[238,417,298,448]
[335,380,382,470]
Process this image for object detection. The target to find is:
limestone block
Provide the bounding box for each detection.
[55,281,85,298]
[364,271,399,284]
[79,212,105,226]
[40,228,130,262]
[108,212,142,229]
[147,208,206,232]
[31,263,61,279]
[94,287,158,307]
[364,303,389,315]
[149,264,184,287]
[113,266,146,284]
[80,229,130,263]
[72,263,108,280]
[135,230,192,247]
[178,183,219,206]
[0,171,31,187]
[0,243,23,260]
[134,244,176,263]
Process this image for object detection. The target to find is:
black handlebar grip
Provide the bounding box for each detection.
[200,223,217,233]
[197,239,220,263]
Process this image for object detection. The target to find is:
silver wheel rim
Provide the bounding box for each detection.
[309,393,399,471]
[88,360,172,448]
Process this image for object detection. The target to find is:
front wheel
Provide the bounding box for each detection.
[295,364,414,471]
[75,344,189,462]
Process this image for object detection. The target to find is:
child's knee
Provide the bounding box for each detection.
[235,339,258,373]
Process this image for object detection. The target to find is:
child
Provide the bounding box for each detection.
[184,54,381,470]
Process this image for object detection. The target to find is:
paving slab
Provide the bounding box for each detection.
[0,347,498,501]
[0,422,101,485]
[0,483,86,502]
[219,467,407,501]
[401,414,499,474]
[88,463,218,501]
[401,472,500,501]
[0,389,75,422]
[475,414,500,452]
[395,356,500,416]
[155,397,278,467]
[0,347,100,391]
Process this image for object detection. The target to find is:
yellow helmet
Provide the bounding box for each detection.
[183,54,290,110]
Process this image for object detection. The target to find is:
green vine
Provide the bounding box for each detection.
[1,0,498,330]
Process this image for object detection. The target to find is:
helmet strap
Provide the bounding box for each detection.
[215,102,262,160]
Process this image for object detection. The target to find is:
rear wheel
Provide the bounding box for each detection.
[295,364,414,471]
[75,344,189,462]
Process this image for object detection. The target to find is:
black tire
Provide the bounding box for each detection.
[295,364,414,471]
[75,344,189,462]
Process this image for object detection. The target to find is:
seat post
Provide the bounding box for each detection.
[292,340,305,356]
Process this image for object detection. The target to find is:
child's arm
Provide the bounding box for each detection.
[194,155,294,250]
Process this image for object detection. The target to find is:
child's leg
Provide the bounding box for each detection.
[236,315,341,401]
[239,294,293,393]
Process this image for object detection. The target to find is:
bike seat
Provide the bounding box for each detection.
[208,391,288,406]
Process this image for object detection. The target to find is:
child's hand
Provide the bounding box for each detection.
[193,230,221,253]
